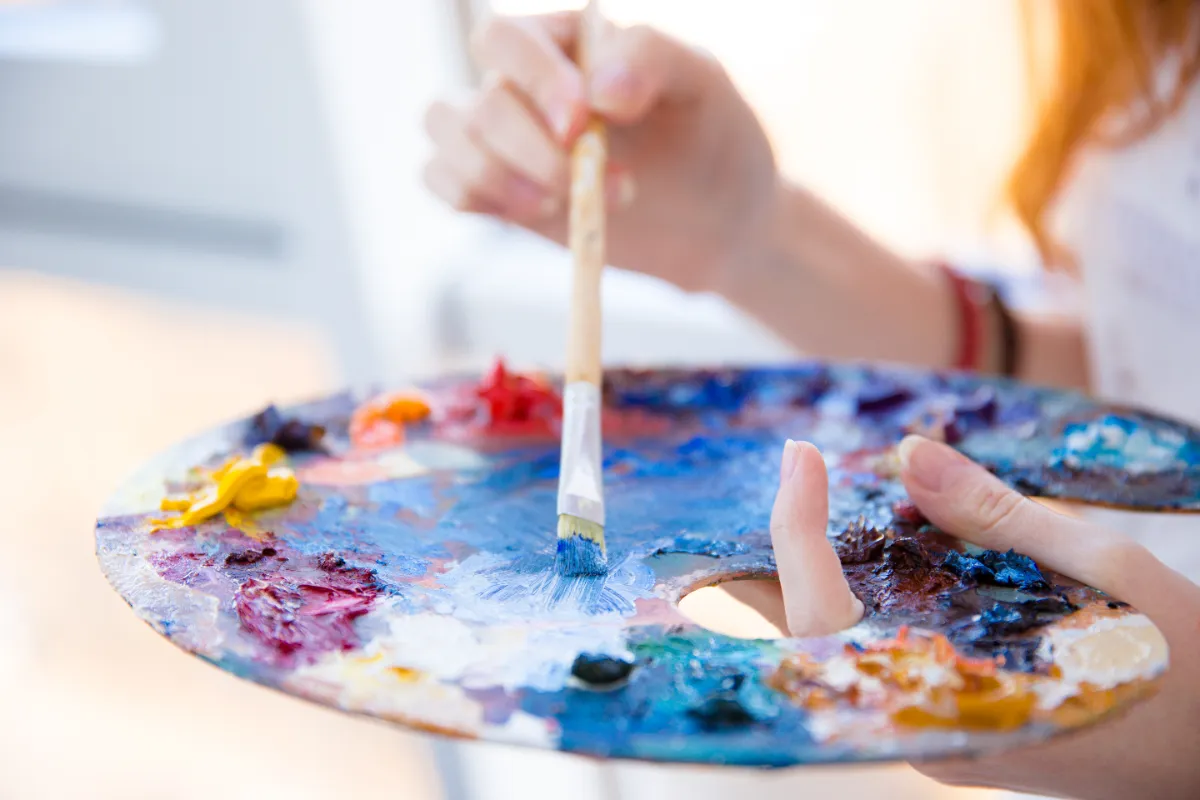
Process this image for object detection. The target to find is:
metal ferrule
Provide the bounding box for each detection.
[556,381,605,526]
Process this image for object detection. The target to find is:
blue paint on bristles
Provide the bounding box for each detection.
[556,515,607,576]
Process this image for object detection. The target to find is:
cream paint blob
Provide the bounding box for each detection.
[1041,614,1168,689]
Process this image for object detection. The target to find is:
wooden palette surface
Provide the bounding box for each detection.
[96,363,1198,766]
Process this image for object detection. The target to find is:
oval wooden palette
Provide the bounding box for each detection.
[95,363,1198,766]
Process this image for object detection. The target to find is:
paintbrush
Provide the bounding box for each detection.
[556,0,608,577]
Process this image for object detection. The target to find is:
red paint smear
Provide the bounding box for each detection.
[233,557,380,667]
[476,358,562,434]
[436,358,563,439]
[434,358,675,442]
[892,499,926,525]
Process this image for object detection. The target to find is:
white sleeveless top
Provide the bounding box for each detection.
[1052,76,1200,581]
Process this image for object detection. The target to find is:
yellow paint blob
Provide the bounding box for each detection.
[389,666,423,682]
[233,468,300,512]
[153,443,298,531]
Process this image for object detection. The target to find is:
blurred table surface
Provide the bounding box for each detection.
[0,270,1000,800]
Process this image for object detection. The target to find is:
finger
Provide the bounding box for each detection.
[771,440,864,637]
[465,75,569,192]
[589,23,722,123]
[472,13,585,142]
[897,435,1196,620]
[498,161,637,244]
[422,158,493,214]
[423,101,558,221]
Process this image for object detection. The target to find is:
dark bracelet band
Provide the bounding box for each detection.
[936,262,1020,377]
[988,287,1020,378]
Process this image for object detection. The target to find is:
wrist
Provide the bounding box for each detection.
[723,177,958,369]
[707,173,794,301]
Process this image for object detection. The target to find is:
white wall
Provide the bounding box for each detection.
[302,0,483,383]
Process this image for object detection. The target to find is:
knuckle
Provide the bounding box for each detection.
[972,484,1028,542]
[768,503,794,543]
[1096,538,1152,587]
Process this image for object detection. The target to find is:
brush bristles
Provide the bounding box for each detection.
[556,514,607,576]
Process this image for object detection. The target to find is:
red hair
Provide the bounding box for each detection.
[1008,0,1200,268]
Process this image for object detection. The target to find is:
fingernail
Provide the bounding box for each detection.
[898,435,966,493]
[550,103,576,141]
[781,439,800,480]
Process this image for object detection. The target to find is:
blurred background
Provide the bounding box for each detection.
[0,0,1036,797]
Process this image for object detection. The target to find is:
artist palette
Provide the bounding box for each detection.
[96,363,1200,766]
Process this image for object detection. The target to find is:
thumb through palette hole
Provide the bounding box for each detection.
[677,577,787,640]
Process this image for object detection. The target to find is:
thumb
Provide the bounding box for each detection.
[589,23,721,123]
[896,434,1195,625]
[770,440,864,637]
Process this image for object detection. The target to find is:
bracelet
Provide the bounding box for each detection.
[989,287,1021,378]
[938,263,985,372]
[937,262,1020,377]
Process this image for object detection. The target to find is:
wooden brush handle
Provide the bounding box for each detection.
[566,0,605,387]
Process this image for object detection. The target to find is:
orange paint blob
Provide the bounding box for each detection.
[771,629,1038,732]
[349,391,432,450]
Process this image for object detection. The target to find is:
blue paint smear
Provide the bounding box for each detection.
[1052,413,1200,473]
[556,535,608,576]
[518,626,814,765]
[651,535,750,559]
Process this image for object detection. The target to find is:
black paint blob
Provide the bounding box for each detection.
[687,696,756,731]
[571,654,635,686]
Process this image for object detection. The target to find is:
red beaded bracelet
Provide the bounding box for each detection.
[938,263,986,372]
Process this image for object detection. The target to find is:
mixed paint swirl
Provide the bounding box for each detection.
[96,363,1200,766]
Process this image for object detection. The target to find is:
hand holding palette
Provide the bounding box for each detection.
[96,362,1200,766]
